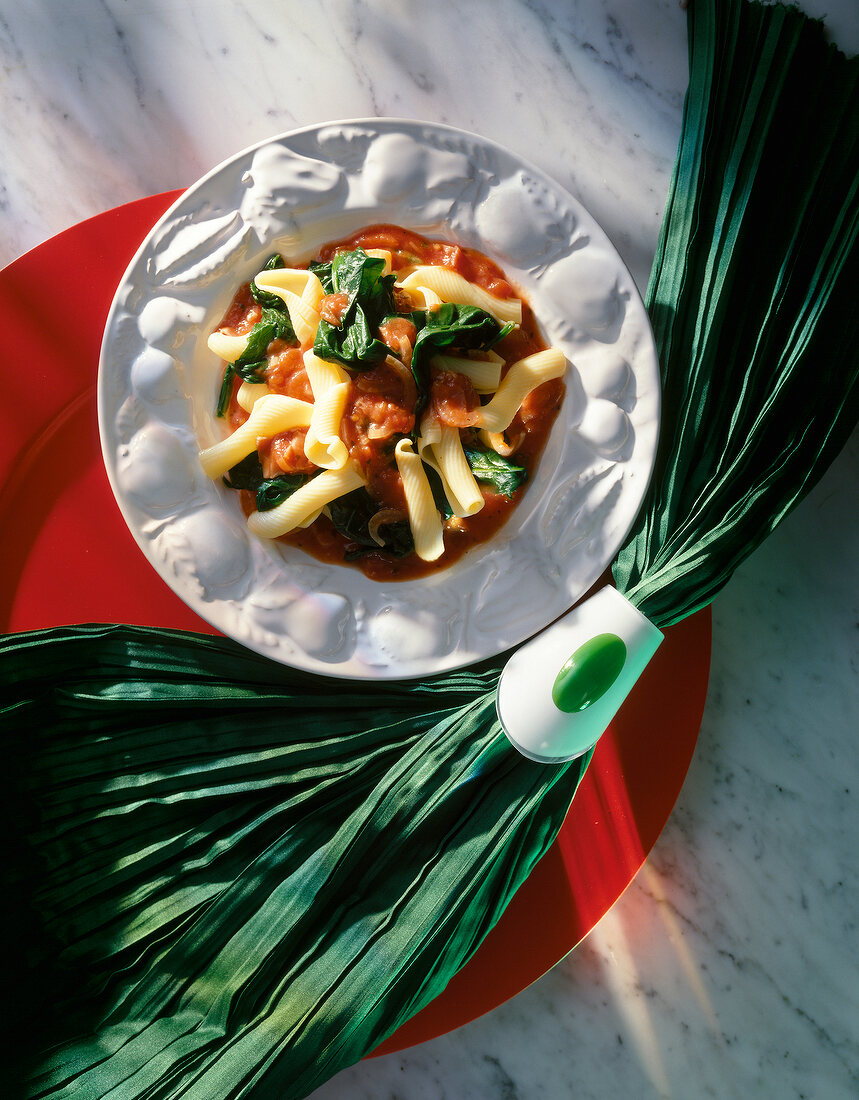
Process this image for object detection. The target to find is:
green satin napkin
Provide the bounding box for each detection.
[4,2,858,1097]
[614,0,859,623]
[6,627,582,1098]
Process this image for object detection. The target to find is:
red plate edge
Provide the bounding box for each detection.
[0,193,711,1053]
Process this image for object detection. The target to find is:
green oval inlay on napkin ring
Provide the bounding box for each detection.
[551,633,628,712]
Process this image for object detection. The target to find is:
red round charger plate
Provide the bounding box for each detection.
[0,192,711,1055]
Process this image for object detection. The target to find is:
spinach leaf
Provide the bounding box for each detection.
[332,248,395,312]
[223,451,265,491]
[312,249,396,369]
[328,488,414,559]
[214,254,300,417]
[222,455,310,513]
[256,474,310,512]
[409,304,514,394]
[234,358,268,382]
[216,305,296,415]
[464,447,527,496]
[315,309,385,368]
[238,306,295,364]
[216,364,237,418]
[215,357,269,418]
[250,253,286,308]
[308,260,334,294]
[424,464,453,520]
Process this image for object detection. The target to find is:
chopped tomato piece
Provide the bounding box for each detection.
[266,429,316,475]
[265,344,313,402]
[318,292,350,327]
[379,316,418,365]
[430,370,480,428]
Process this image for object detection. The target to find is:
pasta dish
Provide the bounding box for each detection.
[199,225,566,580]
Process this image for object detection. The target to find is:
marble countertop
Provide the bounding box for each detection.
[2,1,856,1097]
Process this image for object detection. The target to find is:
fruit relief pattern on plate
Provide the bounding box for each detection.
[98,119,660,679]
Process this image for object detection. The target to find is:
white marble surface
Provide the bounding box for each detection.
[1,1,856,1097]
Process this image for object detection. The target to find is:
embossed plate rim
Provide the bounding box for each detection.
[98,118,660,679]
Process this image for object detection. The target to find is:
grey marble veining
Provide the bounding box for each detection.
[0,0,693,290]
[1,1,856,1097]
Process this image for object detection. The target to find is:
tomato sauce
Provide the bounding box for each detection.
[216,225,564,581]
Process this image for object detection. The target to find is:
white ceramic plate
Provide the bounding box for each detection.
[98,119,660,679]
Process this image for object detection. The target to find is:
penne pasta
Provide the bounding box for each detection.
[479,428,524,457]
[418,414,484,518]
[303,350,349,393]
[395,438,445,561]
[399,266,522,325]
[253,268,324,345]
[304,381,350,469]
[302,350,350,469]
[247,465,365,539]
[207,330,250,363]
[254,266,325,306]
[199,394,313,478]
[236,381,270,412]
[429,353,503,394]
[474,348,567,433]
[401,283,444,311]
[296,507,323,529]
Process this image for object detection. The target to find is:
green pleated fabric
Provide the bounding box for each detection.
[613,0,859,625]
[4,2,859,1098]
[5,625,584,1098]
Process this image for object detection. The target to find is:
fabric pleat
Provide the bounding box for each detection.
[4,2,858,1097]
[613,0,859,625]
[4,626,586,1099]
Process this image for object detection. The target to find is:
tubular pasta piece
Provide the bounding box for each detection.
[474,348,566,433]
[429,353,503,394]
[199,394,313,478]
[236,381,270,412]
[436,426,484,517]
[395,438,445,562]
[418,415,484,518]
[305,381,350,469]
[254,267,324,305]
[400,284,444,311]
[479,428,524,457]
[247,466,365,539]
[399,267,522,325]
[417,414,445,491]
[300,271,325,310]
[296,507,323,529]
[303,350,350,392]
[253,268,323,345]
[302,351,350,469]
[208,330,250,363]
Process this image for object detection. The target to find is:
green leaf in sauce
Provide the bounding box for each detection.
[312,249,396,369]
[464,447,527,497]
[256,474,310,512]
[215,357,271,418]
[328,488,414,559]
[308,259,334,295]
[215,303,297,417]
[409,304,513,395]
[222,451,265,491]
[223,454,309,512]
[237,306,295,365]
[216,364,237,418]
[249,253,287,308]
[424,464,454,520]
